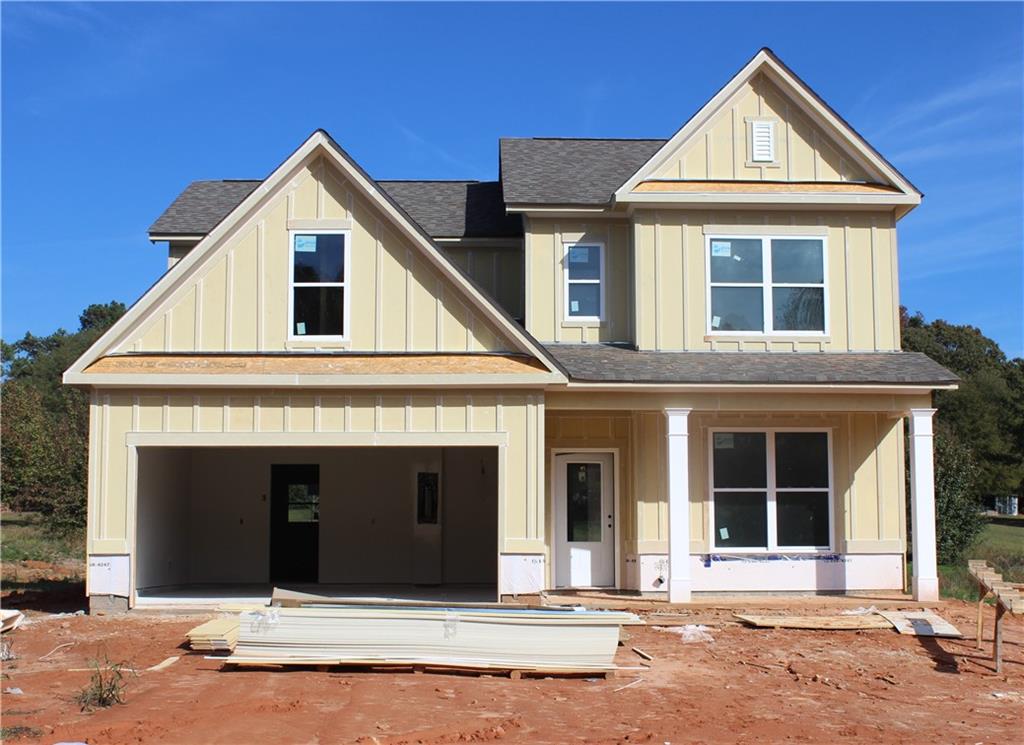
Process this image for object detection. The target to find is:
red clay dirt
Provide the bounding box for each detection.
[0,598,1020,744]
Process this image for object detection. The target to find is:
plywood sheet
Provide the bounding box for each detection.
[85,353,546,376]
[876,610,962,638]
[734,613,894,630]
[634,180,900,194]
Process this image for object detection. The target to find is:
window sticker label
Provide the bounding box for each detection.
[711,241,731,257]
[719,527,730,541]
[733,255,743,262]
[716,433,734,449]
[295,235,317,253]
[570,300,580,312]
[296,322,306,335]
[569,246,589,263]
[711,315,721,329]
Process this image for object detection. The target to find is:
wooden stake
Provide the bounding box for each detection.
[993,604,1006,674]
[976,580,987,651]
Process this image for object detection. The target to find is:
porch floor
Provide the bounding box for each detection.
[134,583,497,609]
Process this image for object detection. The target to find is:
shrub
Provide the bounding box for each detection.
[75,655,134,711]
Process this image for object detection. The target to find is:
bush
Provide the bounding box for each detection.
[908,426,985,565]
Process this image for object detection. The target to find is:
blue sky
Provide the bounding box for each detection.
[2,2,1022,356]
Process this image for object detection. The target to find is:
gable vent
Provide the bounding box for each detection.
[751,120,775,163]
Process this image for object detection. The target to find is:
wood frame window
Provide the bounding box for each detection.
[706,235,828,336]
[563,242,605,322]
[288,229,351,341]
[708,428,834,553]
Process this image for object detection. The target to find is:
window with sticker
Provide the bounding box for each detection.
[290,232,348,340]
[707,236,826,334]
[564,242,604,321]
[711,430,832,551]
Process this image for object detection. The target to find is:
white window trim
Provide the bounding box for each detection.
[705,234,829,337]
[287,229,352,342]
[707,427,835,553]
[563,241,605,323]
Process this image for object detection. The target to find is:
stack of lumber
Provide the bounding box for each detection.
[223,604,641,673]
[186,617,239,652]
[968,559,1022,673]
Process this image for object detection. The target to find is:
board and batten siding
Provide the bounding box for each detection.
[87,389,546,561]
[651,73,874,183]
[120,157,514,354]
[441,245,525,322]
[545,391,920,560]
[632,209,900,352]
[524,217,633,343]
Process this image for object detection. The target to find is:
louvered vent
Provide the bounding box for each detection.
[751,120,775,163]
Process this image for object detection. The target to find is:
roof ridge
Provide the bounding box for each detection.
[378,179,483,184]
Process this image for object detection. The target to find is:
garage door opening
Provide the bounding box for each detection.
[133,446,498,607]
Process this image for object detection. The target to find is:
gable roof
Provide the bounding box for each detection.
[614,48,921,203]
[67,130,565,380]
[499,138,665,205]
[150,179,521,240]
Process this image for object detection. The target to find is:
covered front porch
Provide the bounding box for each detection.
[544,389,941,603]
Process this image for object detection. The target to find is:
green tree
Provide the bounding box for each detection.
[1,301,125,534]
[902,310,1024,499]
[932,427,985,564]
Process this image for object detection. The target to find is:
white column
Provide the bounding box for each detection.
[909,408,939,601]
[665,408,693,603]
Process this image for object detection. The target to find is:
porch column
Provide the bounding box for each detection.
[909,408,939,601]
[665,408,692,603]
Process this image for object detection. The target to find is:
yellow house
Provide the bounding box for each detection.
[66,49,957,612]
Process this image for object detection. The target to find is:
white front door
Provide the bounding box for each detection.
[554,453,615,588]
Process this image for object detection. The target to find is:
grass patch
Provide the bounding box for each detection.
[75,655,135,712]
[0,511,83,563]
[0,725,43,740]
[938,517,1024,601]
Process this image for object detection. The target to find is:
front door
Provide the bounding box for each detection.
[554,453,615,587]
[270,464,319,583]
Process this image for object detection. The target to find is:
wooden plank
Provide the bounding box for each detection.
[633,180,901,194]
[631,647,654,661]
[85,353,547,377]
[734,614,894,630]
[876,610,962,638]
[271,587,575,613]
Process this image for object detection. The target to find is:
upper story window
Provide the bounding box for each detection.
[289,231,350,340]
[711,430,832,552]
[707,235,827,335]
[564,242,604,321]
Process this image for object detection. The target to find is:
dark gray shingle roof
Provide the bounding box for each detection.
[544,344,959,386]
[500,138,666,205]
[150,179,521,240]
[376,180,521,238]
[149,180,261,236]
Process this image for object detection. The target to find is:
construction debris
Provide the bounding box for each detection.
[876,610,962,638]
[221,603,640,676]
[655,624,714,643]
[1,609,24,634]
[734,613,894,630]
[186,618,239,652]
[631,647,653,661]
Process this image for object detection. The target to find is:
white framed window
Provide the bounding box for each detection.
[706,235,828,335]
[563,242,604,322]
[708,429,833,553]
[288,230,351,341]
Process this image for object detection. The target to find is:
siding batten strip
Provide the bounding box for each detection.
[870,218,880,351]
[374,221,383,350]
[225,250,235,352]
[257,220,265,352]
[843,219,853,349]
[654,214,662,350]
[194,280,203,352]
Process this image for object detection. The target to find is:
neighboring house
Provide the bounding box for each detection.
[66,49,957,613]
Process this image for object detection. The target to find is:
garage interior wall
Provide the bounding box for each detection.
[135,446,498,589]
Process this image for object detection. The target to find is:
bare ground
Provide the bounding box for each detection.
[1,571,1021,744]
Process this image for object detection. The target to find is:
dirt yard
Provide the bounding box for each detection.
[1,583,1021,744]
